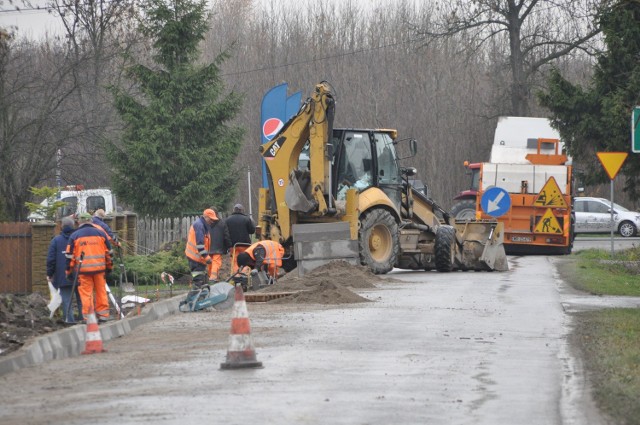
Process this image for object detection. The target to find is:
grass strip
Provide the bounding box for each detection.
[562,248,640,296]
[572,309,640,425]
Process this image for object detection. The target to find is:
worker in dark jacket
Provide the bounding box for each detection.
[185,209,217,288]
[92,209,117,246]
[65,213,113,322]
[226,204,256,273]
[208,207,231,282]
[47,216,82,324]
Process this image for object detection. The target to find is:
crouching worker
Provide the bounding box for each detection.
[185,209,218,289]
[236,240,285,283]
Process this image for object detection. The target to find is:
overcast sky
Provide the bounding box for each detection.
[0,0,64,39]
[0,0,389,41]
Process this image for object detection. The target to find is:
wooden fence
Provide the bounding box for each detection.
[0,222,33,293]
[0,214,137,295]
[136,216,198,254]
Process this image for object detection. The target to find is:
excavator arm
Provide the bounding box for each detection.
[259,81,336,241]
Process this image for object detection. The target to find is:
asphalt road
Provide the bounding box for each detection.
[0,250,612,425]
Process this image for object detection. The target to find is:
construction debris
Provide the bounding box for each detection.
[258,260,394,305]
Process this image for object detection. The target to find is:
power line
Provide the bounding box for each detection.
[0,6,56,14]
[0,0,126,14]
[221,36,420,78]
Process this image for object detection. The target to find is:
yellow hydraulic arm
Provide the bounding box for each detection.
[259,81,335,240]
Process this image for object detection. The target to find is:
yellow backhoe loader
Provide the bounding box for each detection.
[258,81,508,274]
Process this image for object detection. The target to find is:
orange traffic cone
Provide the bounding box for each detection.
[81,306,107,355]
[220,283,263,370]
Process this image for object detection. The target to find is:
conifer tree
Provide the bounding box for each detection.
[540,1,640,200]
[108,0,244,217]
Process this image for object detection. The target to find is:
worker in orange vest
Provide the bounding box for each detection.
[185,209,218,288]
[236,240,285,279]
[65,213,113,322]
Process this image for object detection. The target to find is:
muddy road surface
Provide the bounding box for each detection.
[0,255,604,425]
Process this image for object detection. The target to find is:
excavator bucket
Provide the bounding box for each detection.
[453,220,509,271]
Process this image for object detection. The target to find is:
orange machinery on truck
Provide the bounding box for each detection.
[453,117,575,255]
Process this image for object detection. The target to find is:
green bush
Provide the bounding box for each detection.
[109,241,190,286]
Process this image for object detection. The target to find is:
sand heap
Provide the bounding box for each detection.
[261,260,386,304]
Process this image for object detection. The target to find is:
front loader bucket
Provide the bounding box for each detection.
[453,220,509,271]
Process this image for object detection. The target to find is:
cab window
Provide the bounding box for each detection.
[373,132,400,184]
[58,196,78,217]
[87,196,106,214]
[336,132,373,189]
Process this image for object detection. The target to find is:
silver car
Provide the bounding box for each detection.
[574,197,640,237]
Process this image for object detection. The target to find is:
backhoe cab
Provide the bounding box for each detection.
[258,81,508,274]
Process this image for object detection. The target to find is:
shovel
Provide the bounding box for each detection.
[105,283,125,319]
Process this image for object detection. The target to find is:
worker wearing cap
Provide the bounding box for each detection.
[92,209,117,246]
[65,212,113,322]
[236,240,284,279]
[185,209,217,288]
[226,203,256,273]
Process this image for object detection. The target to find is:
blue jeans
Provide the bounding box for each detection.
[60,286,83,323]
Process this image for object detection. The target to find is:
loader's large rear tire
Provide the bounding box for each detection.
[435,225,456,272]
[359,209,399,274]
[450,199,476,220]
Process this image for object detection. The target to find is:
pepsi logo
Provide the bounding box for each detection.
[263,118,284,141]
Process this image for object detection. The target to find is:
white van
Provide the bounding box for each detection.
[28,186,118,221]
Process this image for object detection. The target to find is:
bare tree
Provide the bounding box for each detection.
[412,0,604,116]
[0,38,85,220]
[47,0,138,188]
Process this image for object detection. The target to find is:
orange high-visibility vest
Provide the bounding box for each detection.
[185,217,211,264]
[66,224,112,274]
[245,240,284,268]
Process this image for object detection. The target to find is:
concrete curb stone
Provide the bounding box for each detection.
[0,294,183,376]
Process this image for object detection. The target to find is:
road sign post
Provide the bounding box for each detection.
[596,152,629,257]
[632,106,640,153]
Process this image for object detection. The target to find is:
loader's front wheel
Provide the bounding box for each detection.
[359,209,399,274]
[435,225,456,272]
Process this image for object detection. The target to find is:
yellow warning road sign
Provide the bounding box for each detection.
[533,176,567,208]
[534,209,563,234]
[596,152,628,180]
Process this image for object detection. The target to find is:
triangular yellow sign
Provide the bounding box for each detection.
[596,152,628,180]
[533,176,567,208]
[534,209,563,234]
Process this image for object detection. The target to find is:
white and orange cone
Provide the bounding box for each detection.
[81,306,107,355]
[220,283,263,370]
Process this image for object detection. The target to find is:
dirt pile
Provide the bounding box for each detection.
[262,260,386,304]
[0,293,68,356]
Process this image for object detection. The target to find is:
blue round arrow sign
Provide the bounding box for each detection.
[481,187,511,218]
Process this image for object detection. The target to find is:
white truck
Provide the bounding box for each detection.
[28,186,118,221]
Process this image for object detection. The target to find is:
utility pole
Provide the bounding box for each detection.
[247,166,252,217]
